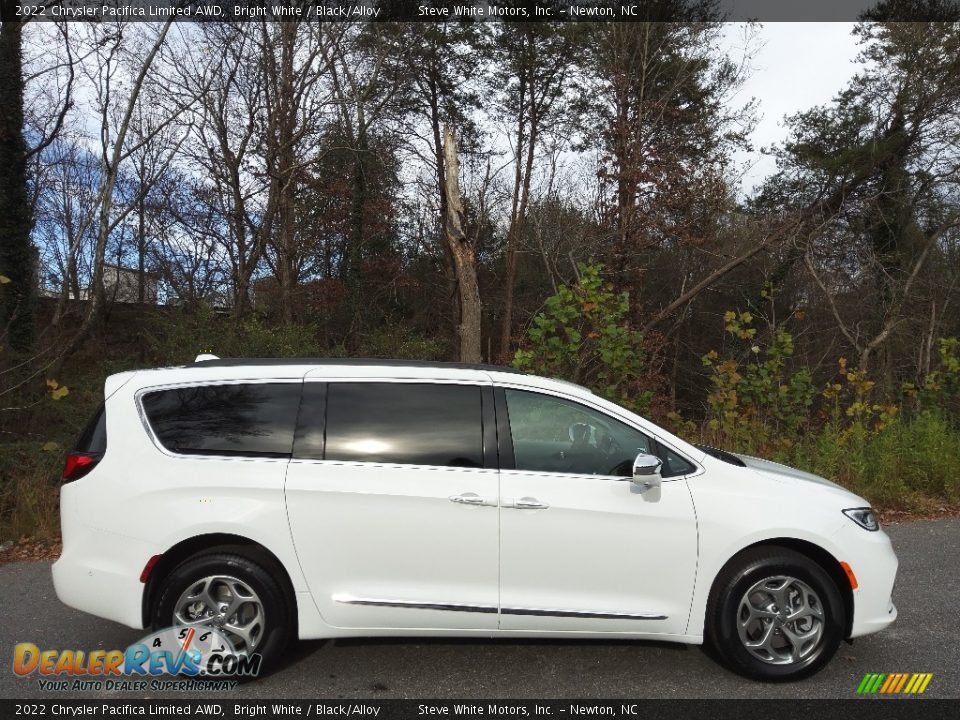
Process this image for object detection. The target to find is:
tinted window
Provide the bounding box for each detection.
[660,447,696,478]
[323,383,483,468]
[142,383,301,457]
[505,390,697,478]
[505,389,652,476]
[75,404,107,454]
[292,382,327,460]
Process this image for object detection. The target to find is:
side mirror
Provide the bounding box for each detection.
[632,452,663,489]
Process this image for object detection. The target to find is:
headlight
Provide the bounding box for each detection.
[843,507,879,531]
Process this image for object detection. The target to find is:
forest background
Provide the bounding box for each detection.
[2,5,960,543]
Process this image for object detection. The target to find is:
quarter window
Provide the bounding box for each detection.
[322,383,483,468]
[142,383,301,457]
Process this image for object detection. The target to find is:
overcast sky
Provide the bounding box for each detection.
[728,22,863,193]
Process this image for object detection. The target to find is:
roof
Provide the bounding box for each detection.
[191,357,527,375]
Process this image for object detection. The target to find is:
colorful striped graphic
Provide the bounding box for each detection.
[857,673,933,695]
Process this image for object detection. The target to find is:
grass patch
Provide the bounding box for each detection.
[0,443,63,543]
[771,410,960,510]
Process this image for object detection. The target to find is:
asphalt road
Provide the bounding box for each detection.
[1,518,957,700]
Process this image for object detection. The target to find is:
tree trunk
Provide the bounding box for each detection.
[346,106,369,336]
[137,190,146,303]
[442,126,481,363]
[275,22,298,326]
[499,104,537,362]
[0,16,33,351]
[428,80,460,350]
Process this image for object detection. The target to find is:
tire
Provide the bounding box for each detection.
[706,546,845,681]
[152,549,293,672]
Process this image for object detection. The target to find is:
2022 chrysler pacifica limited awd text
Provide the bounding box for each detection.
[53,356,898,680]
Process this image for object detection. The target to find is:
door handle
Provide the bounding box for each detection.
[504,496,550,510]
[449,492,496,507]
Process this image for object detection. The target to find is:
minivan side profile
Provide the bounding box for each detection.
[53,357,898,680]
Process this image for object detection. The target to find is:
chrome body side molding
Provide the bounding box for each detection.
[503,606,667,621]
[332,595,497,614]
[333,595,667,621]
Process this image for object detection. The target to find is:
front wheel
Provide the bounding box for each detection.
[707,547,845,681]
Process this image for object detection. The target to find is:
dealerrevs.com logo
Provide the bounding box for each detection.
[856,673,934,695]
[13,626,261,691]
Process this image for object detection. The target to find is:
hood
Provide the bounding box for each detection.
[732,453,848,492]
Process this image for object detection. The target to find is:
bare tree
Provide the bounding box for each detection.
[442,126,481,363]
[495,22,579,360]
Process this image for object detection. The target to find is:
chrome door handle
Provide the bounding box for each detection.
[449,492,496,507]
[506,496,550,510]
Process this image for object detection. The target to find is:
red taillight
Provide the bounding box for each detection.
[62,452,100,482]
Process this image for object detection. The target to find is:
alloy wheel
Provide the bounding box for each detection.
[173,574,264,653]
[736,575,825,665]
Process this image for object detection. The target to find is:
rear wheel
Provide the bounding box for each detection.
[153,550,293,671]
[707,547,845,681]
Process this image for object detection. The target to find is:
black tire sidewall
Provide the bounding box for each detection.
[152,551,292,673]
[710,550,845,681]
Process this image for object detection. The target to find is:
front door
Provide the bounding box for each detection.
[497,387,698,636]
[285,377,499,630]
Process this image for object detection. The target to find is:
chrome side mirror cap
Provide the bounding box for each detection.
[632,452,663,489]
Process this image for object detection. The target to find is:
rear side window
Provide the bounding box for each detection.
[320,382,483,468]
[75,404,107,454]
[142,383,301,458]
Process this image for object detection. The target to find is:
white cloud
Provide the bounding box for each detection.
[726,22,862,194]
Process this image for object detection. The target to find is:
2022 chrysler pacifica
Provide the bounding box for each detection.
[53,356,898,680]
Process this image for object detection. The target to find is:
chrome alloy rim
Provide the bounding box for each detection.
[173,575,264,653]
[736,575,825,665]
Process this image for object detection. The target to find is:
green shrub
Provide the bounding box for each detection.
[145,308,324,364]
[512,263,656,414]
[349,326,450,361]
[699,311,815,454]
[788,410,960,508]
[0,443,62,542]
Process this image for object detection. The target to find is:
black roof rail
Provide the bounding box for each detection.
[190,356,527,375]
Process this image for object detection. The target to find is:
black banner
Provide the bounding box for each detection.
[7,0,960,24]
[1,700,958,720]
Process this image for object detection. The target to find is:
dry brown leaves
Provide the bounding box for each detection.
[0,536,62,565]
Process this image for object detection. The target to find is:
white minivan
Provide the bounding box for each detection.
[53,357,898,680]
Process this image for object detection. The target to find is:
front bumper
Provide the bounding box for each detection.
[832,520,899,638]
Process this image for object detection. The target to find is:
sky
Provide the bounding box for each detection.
[727,22,863,193]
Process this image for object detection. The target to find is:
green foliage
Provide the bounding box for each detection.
[821,357,899,436]
[669,310,960,509]
[145,307,323,364]
[146,308,450,365]
[0,443,62,542]
[908,338,960,415]
[791,411,960,509]
[512,263,653,413]
[347,326,449,361]
[0,26,35,353]
[698,311,815,453]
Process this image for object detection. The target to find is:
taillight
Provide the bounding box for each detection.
[62,452,101,482]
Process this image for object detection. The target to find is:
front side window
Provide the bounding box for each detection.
[505,389,696,478]
[322,382,483,468]
[505,389,654,477]
[142,383,301,457]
